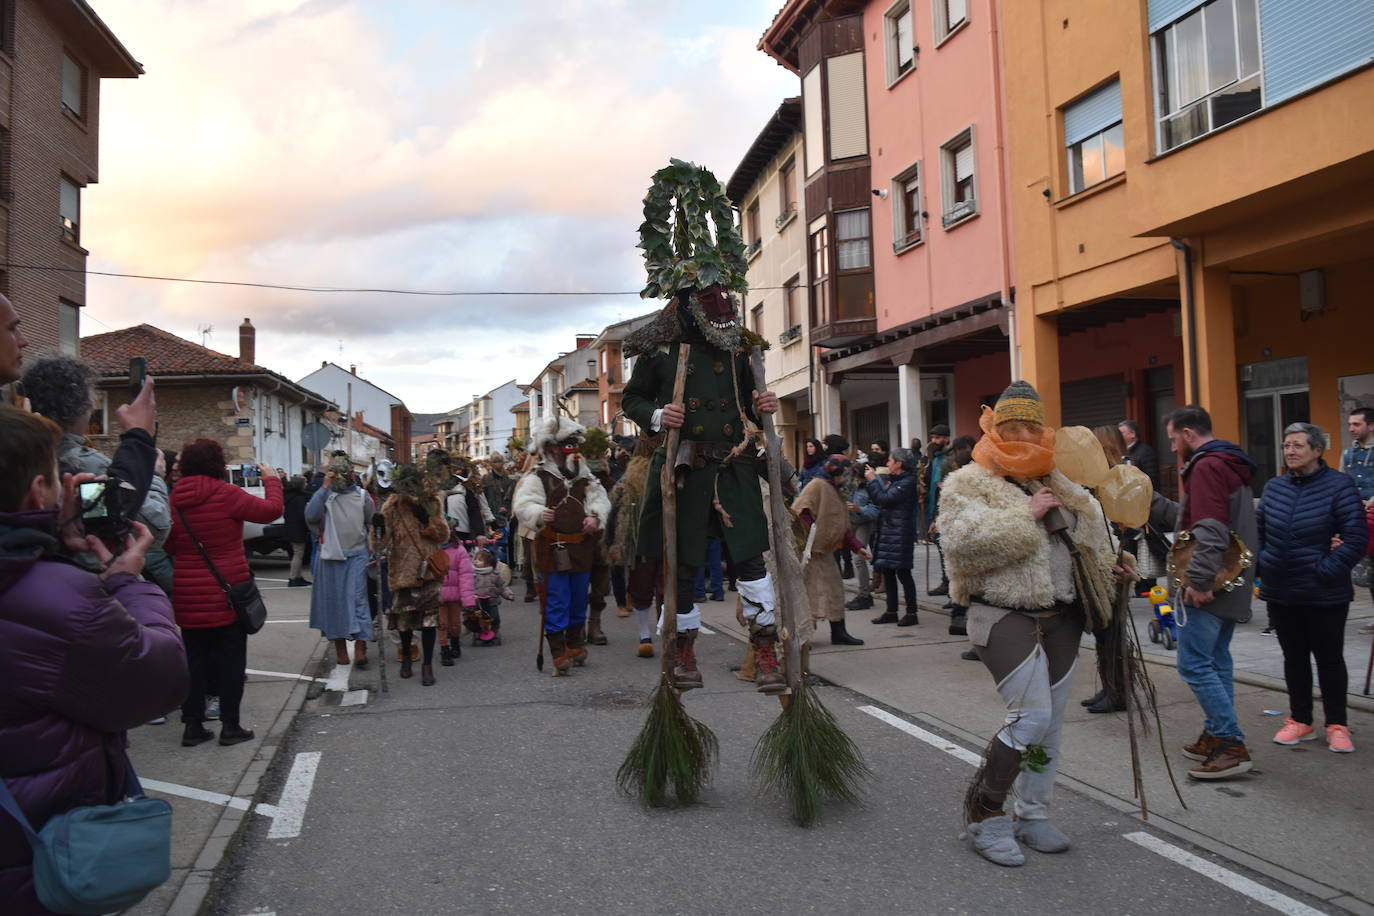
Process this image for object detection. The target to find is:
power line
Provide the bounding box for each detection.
[1,261,787,296]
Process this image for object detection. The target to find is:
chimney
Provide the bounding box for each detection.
[350,364,357,375]
[321,360,328,368]
[239,318,255,364]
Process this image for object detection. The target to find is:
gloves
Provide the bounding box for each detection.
[411,503,430,525]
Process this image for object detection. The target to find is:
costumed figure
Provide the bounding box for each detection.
[443,454,494,542]
[306,454,375,668]
[582,427,616,645]
[792,454,868,646]
[938,381,1124,866]
[512,416,611,676]
[467,546,512,646]
[380,463,451,686]
[608,433,663,658]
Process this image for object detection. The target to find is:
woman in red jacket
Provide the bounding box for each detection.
[165,439,283,748]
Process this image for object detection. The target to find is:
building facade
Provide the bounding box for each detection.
[297,360,413,459]
[727,97,813,462]
[585,311,658,437]
[2,0,140,359]
[1003,0,1374,491]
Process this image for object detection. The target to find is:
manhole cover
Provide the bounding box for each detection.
[585,688,649,710]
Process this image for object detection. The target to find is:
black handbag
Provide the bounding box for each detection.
[175,507,268,634]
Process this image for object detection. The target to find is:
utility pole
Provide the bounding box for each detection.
[346,381,353,463]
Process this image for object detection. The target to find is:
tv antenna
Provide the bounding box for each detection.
[198,324,213,346]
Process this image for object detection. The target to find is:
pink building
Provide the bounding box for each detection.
[761,0,1012,447]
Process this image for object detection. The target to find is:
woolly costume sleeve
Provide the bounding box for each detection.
[585,478,612,528]
[513,472,547,532]
[937,467,1044,578]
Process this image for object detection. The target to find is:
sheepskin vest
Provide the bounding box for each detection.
[938,464,1117,614]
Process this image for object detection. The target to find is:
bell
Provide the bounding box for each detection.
[1054,426,1110,489]
[1098,463,1153,528]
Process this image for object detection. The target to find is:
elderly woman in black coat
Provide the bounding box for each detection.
[864,447,921,626]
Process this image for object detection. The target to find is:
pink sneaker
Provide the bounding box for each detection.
[1272,718,1316,745]
[1326,725,1354,753]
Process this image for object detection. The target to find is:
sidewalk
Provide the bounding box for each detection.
[127,562,325,916]
[697,546,1374,912]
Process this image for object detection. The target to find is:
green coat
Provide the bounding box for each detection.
[621,341,770,568]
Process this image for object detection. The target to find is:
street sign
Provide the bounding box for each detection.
[235,417,250,426]
[301,421,331,451]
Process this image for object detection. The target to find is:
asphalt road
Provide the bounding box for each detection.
[206,593,1337,916]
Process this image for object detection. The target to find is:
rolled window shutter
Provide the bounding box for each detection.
[1147,0,1208,33]
[1063,79,1123,146]
[897,10,913,67]
[1260,0,1374,105]
[827,52,869,160]
[954,142,974,182]
[803,66,824,175]
[60,178,79,221]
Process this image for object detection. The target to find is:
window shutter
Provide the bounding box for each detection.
[1259,0,1374,104]
[826,52,869,161]
[946,0,968,27]
[59,178,79,222]
[1147,0,1208,32]
[1061,374,1127,429]
[61,56,82,115]
[1063,79,1123,146]
[897,9,913,67]
[803,66,824,176]
[954,142,974,182]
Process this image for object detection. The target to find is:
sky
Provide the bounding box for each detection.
[82,0,798,414]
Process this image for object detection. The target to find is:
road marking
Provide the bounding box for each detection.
[323,642,354,691]
[858,705,983,766]
[246,668,326,683]
[339,689,368,707]
[860,705,1327,914]
[266,752,321,839]
[263,618,310,623]
[698,624,716,635]
[1123,832,1326,916]
[140,778,280,819]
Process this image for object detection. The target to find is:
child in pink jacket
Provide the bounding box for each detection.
[440,541,476,665]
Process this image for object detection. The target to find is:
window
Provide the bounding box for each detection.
[1064,80,1125,194]
[885,1,916,84]
[940,129,977,226]
[777,157,797,227]
[751,304,763,336]
[59,176,80,243]
[836,208,872,270]
[935,0,968,44]
[1153,0,1261,152]
[783,276,799,329]
[745,199,761,257]
[891,162,923,249]
[58,299,78,356]
[61,54,84,118]
[809,224,830,327]
[826,52,868,161]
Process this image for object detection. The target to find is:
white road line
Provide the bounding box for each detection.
[266,752,321,839]
[263,618,310,623]
[1123,832,1326,916]
[339,689,369,707]
[245,668,326,683]
[141,778,280,819]
[698,624,716,635]
[857,705,983,766]
[323,642,354,691]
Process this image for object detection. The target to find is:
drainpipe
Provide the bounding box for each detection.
[1170,238,1200,405]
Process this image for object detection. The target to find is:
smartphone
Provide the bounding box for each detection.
[242,464,259,478]
[79,480,116,538]
[128,357,147,403]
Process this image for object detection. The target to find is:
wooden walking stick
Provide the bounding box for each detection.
[617,343,718,807]
[747,347,870,826]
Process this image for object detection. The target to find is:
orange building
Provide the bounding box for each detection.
[1003,0,1374,491]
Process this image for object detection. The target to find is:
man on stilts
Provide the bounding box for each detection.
[513,416,610,676]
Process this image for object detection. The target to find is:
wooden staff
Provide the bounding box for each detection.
[659,343,692,676]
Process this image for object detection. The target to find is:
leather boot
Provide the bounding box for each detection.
[830,620,864,646]
[736,643,756,682]
[751,626,786,694]
[671,629,703,690]
[546,630,573,676]
[587,608,608,646]
[929,577,949,597]
[566,625,589,666]
[421,663,436,686]
[399,656,413,679]
[440,645,455,667]
[334,639,350,666]
[353,640,368,669]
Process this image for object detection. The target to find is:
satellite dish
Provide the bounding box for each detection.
[301,421,331,452]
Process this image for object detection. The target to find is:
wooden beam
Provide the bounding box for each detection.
[823,306,1007,375]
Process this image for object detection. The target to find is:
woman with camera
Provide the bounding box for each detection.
[165,440,282,748]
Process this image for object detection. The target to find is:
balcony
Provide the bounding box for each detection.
[779,324,803,346]
[746,238,763,261]
[810,318,876,348]
[774,202,797,230]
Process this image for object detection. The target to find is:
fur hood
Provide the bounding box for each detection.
[938,464,1117,615]
[530,415,586,453]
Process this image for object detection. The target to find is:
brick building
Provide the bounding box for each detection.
[1,1,140,358]
[81,320,335,475]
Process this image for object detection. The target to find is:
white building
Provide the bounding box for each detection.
[297,362,414,457]
[469,379,523,458]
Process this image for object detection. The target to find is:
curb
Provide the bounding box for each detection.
[161,644,322,916]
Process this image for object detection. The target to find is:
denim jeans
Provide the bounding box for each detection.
[693,538,724,598]
[1176,606,1242,742]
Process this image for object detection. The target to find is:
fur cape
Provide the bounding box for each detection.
[938,464,1117,614]
[608,454,651,566]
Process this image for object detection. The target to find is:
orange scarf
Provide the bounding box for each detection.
[970,406,1056,479]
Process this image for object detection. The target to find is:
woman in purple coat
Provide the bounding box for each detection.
[0,408,188,915]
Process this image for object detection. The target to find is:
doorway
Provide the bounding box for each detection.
[1241,356,1309,490]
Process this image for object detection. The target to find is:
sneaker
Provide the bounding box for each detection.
[205,696,221,721]
[1272,718,1316,745]
[871,611,899,624]
[1187,740,1252,780]
[1326,724,1355,753]
[844,594,874,610]
[896,612,920,627]
[961,647,980,661]
[1181,730,1219,762]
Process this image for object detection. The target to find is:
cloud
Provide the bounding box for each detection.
[82,0,797,412]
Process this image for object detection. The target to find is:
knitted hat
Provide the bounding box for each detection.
[929,424,950,437]
[994,380,1045,426]
[823,434,850,455]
